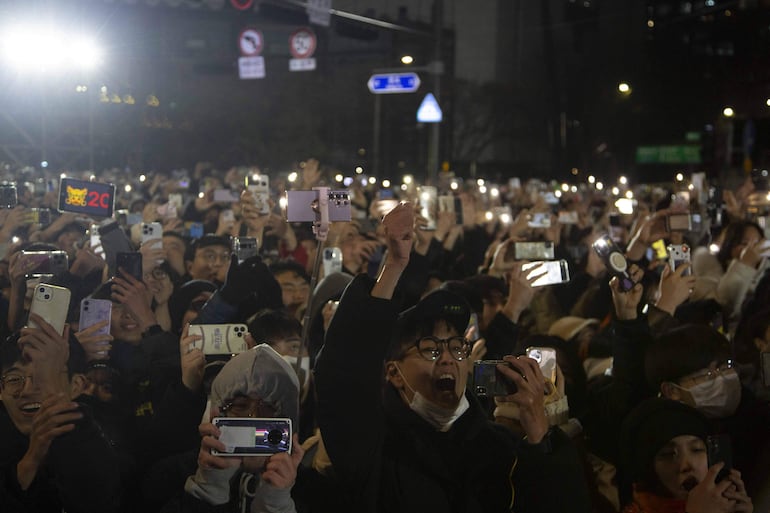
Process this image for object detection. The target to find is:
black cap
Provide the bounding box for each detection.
[396,289,471,341]
[619,398,711,487]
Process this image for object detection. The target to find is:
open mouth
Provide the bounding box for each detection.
[435,374,456,392]
[20,402,41,415]
[681,476,698,491]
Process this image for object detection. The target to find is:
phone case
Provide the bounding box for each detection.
[526,346,557,383]
[211,417,292,456]
[514,242,555,260]
[141,222,163,245]
[667,244,692,276]
[706,435,732,482]
[233,237,258,263]
[322,247,343,275]
[79,299,112,336]
[188,324,249,354]
[116,252,143,281]
[248,175,270,215]
[29,284,71,336]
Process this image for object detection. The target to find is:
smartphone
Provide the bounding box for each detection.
[418,186,438,231]
[247,175,270,215]
[24,208,52,225]
[142,223,164,266]
[211,417,292,457]
[285,190,352,223]
[438,195,463,225]
[0,183,18,208]
[79,298,112,337]
[323,247,343,275]
[213,189,240,203]
[528,212,551,229]
[706,434,732,483]
[668,244,692,276]
[472,360,517,397]
[99,221,135,277]
[181,222,201,240]
[21,250,69,278]
[521,260,570,287]
[666,213,692,232]
[29,283,71,336]
[116,252,143,282]
[513,241,555,260]
[187,324,249,354]
[156,202,178,220]
[592,234,634,291]
[168,193,184,211]
[233,237,258,263]
[141,222,163,245]
[526,346,557,383]
[558,211,579,224]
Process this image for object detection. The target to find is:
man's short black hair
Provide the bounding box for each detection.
[247,308,302,346]
[269,260,310,283]
[645,324,730,390]
[184,234,231,262]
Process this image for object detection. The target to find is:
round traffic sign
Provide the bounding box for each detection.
[289,27,316,59]
[231,0,254,10]
[239,28,264,56]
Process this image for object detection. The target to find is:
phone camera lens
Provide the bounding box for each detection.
[44,294,50,299]
[476,386,487,395]
[39,287,45,293]
[266,429,283,445]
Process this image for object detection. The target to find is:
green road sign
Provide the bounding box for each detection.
[636,145,701,164]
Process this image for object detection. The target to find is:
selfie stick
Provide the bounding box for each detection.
[295,186,330,381]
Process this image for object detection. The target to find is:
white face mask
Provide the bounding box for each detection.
[393,363,469,432]
[678,372,741,419]
[282,355,310,391]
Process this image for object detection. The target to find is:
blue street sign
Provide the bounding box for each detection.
[367,72,421,94]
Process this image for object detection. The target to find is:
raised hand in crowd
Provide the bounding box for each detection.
[625,208,671,261]
[496,355,549,443]
[655,263,697,316]
[610,264,645,320]
[179,324,204,393]
[501,260,545,323]
[685,464,751,513]
[111,270,158,334]
[69,240,107,279]
[75,320,113,361]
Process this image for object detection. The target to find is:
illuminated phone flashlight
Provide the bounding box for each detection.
[288,172,297,183]
[485,211,494,221]
[279,196,288,210]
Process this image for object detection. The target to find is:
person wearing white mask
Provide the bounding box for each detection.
[645,323,770,502]
[315,202,591,513]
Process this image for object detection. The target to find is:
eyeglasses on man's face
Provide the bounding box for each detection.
[405,336,471,362]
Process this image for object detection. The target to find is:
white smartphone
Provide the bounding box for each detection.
[323,247,343,275]
[188,324,249,355]
[247,175,270,215]
[528,212,551,229]
[668,244,692,276]
[418,186,438,231]
[79,298,112,337]
[29,283,71,336]
[522,260,570,287]
[141,222,163,265]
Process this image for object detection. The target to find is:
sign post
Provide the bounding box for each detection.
[238,28,265,80]
[289,27,317,72]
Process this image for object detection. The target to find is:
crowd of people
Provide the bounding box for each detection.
[0,158,768,513]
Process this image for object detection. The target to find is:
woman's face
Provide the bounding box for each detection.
[653,435,708,500]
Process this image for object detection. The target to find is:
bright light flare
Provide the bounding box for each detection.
[288,172,298,183]
[368,177,376,185]
[484,211,494,221]
[382,179,391,188]
[334,174,343,183]
[615,198,636,215]
[675,173,684,182]
[450,181,459,191]
[588,175,596,184]
[619,176,628,185]
[403,175,413,185]
[490,187,499,198]
[723,107,735,117]
[2,27,103,71]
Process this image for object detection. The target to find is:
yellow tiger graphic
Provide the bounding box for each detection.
[65,185,88,207]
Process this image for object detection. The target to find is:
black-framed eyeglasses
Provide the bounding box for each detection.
[408,336,471,362]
